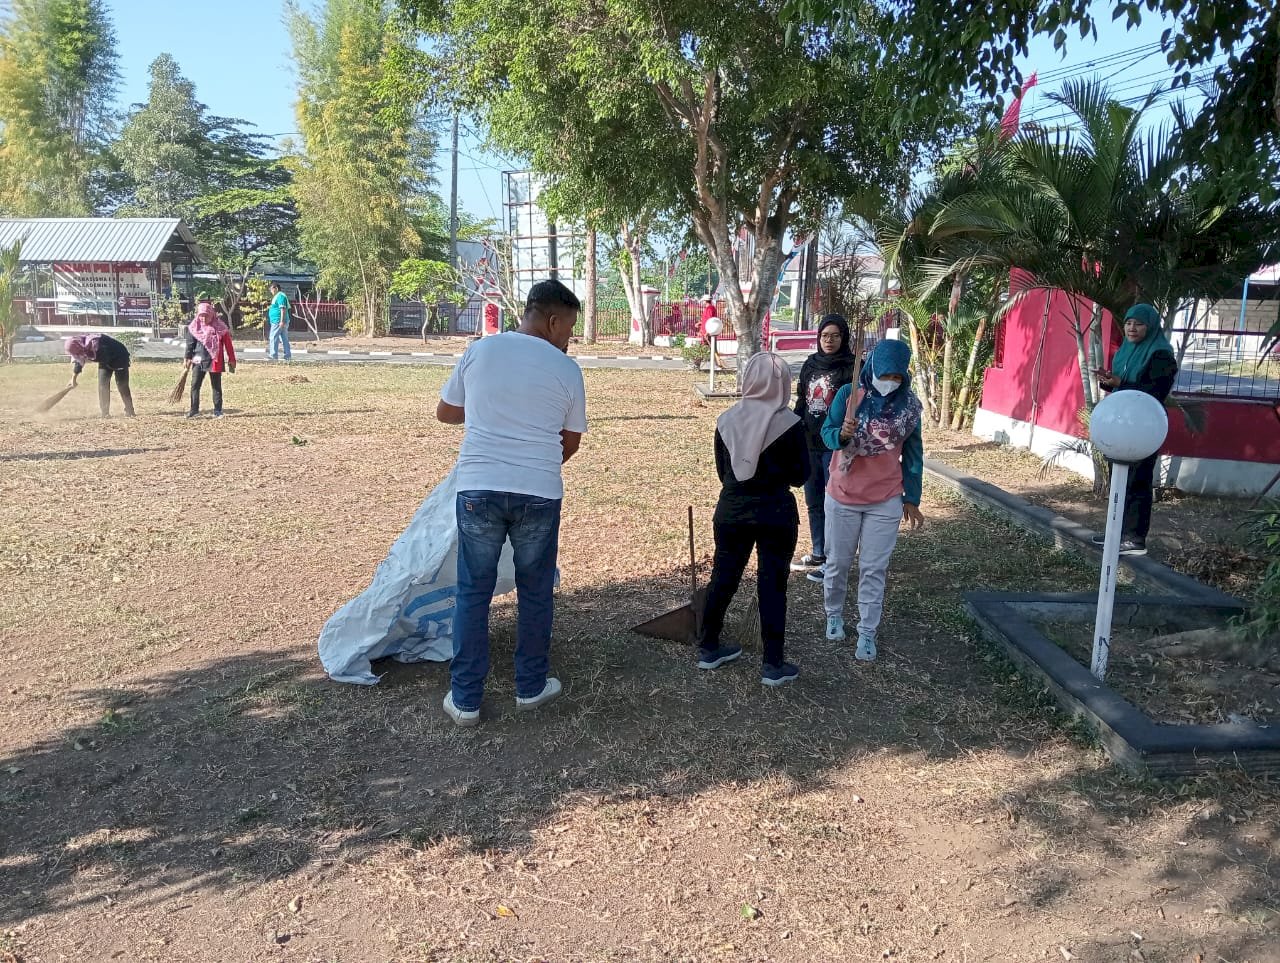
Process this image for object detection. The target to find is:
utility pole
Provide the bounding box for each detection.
[585,227,597,344]
[448,110,460,333]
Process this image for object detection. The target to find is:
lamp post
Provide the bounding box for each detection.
[704,316,723,393]
[1087,390,1169,680]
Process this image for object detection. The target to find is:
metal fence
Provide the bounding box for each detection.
[1169,325,1280,400]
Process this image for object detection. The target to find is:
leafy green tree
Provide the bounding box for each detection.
[116,55,207,217]
[115,54,299,326]
[397,0,967,362]
[891,80,1280,423]
[288,0,433,337]
[391,257,464,339]
[780,0,1279,198]
[0,0,118,215]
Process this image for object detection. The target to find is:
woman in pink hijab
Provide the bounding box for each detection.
[697,352,810,686]
[183,301,236,417]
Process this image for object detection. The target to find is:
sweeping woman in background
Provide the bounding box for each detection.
[184,300,237,418]
[65,333,135,417]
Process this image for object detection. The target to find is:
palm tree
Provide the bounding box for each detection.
[909,78,1280,413]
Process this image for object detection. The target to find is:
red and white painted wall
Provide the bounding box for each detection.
[974,269,1280,497]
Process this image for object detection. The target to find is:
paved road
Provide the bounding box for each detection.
[13,337,695,371]
[14,336,810,374]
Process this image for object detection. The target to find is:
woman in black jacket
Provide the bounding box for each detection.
[1093,303,1179,556]
[697,352,810,686]
[792,314,856,579]
[65,334,135,417]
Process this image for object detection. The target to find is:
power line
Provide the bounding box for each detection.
[1024,69,1217,127]
[1031,42,1164,83]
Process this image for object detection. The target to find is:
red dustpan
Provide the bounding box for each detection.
[632,506,706,644]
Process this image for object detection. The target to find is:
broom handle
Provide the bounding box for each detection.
[687,505,696,595]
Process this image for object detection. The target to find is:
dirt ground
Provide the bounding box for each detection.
[1039,618,1280,727]
[1,364,1278,962]
[925,430,1266,599]
[245,332,684,359]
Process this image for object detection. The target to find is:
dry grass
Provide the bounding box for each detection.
[0,363,1276,962]
[926,428,1265,598]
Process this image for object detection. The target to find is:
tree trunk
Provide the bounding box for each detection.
[950,316,989,430]
[584,227,597,344]
[906,317,935,425]
[619,223,648,345]
[940,334,954,429]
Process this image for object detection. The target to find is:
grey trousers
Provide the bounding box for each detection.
[822,494,902,640]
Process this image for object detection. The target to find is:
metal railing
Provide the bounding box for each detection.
[1169,325,1280,400]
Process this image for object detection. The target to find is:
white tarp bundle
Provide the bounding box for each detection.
[318,466,518,685]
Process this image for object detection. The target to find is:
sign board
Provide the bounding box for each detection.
[53,262,154,318]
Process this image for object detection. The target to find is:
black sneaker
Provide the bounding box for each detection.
[1118,540,1147,556]
[761,662,800,687]
[697,644,742,670]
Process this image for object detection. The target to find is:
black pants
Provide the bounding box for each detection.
[97,367,134,416]
[698,518,798,667]
[802,448,833,557]
[1123,453,1158,542]
[190,368,222,414]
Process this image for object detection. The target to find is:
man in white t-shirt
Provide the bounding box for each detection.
[436,279,588,726]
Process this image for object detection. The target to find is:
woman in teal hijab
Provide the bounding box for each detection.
[1092,303,1179,556]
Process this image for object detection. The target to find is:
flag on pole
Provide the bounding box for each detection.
[999,72,1038,141]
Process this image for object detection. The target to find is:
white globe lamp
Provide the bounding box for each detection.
[1086,389,1169,681]
[1089,390,1168,464]
[703,316,723,337]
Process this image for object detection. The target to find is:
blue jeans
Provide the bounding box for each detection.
[803,448,833,556]
[268,321,291,360]
[452,490,562,711]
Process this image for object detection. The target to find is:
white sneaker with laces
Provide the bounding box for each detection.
[443,691,480,727]
[855,635,877,662]
[515,677,562,711]
[826,616,846,641]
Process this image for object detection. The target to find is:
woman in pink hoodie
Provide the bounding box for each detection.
[183,301,237,418]
[819,338,925,662]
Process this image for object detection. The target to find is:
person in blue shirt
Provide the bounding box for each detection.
[267,282,292,361]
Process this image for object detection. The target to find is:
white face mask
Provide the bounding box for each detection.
[872,377,900,397]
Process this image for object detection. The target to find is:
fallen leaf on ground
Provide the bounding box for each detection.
[495,905,517,919]
[1059,947,1074,961]
[741,904,762,921]
[288,896,302,914]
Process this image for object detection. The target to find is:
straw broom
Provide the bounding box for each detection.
[35,384,75,412]
[168,365,189,405]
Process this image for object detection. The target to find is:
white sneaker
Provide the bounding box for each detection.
[855,635,877,662]
[515,677,562,711]
[826,616,846,641]
[443,691,481,727]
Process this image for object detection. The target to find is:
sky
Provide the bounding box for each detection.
[106,0,1206,230]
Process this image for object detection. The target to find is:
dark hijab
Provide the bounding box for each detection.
[809,314,854,372]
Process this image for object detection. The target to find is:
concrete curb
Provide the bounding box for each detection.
[925,457,1238,605]
[966,591,1277,777]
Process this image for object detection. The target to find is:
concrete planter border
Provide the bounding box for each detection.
[925,458,1238,605]
[965,591,1279,778]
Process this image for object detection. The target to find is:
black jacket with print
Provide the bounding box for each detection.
[794,355,856,451]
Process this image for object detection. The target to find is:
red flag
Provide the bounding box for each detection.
[999,72,1038,141]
